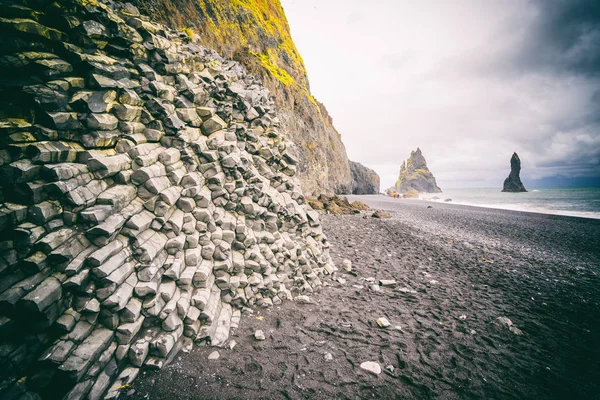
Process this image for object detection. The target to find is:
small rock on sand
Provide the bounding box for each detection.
[494,317,524,335]
[379,279,397,287]
[228,340,236,350]
[295,295,312,304]
[342,259,352,272]
[208,351,220,360]
[324,352,333,361]
[398,287,417,294]
[376,317,391,328]
[372,210,392,219]
[255,330,266,341]
[360,361,382,375]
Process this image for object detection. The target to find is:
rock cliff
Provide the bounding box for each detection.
[349,161,380,195]
[130,0,353,195]
[502,152,527,192]
[0,1,336,398]
[391,148,441,194]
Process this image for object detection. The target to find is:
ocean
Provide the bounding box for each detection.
[419,187,600,220]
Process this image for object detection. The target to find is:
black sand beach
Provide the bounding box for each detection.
[129,196,600,400]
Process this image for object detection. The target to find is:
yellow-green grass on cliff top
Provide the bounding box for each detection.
[132,0,319,107]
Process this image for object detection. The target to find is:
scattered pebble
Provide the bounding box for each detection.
[379,279,397,287]
[295,295,312,304]
[459,314,467,320]
[394,325,403,331]
[254,330,266,341]
[398,287,418,294]
[342,259,352,272]
[337,277,347,284]
[370,284,381,292]
[376,317,391,328]
[360,361,382,375]
[228,340,236,350]
[385,365,395,372]
[495,317,523,335]
[324,352,333,361]
[208,351,220,360]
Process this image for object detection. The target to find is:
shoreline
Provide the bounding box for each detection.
[130,195,600,400]
[362,194,600,221]
[421,197,600,220]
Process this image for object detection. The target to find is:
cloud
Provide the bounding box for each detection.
[521,0,600,77]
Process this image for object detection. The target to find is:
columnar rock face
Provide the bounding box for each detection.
[502,152,527,192]
[391,148,441,194]
[0,1,336,399]
[349,161,380,195]
[130,0,353,195]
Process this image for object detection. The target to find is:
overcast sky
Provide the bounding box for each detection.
[280,0,600,189]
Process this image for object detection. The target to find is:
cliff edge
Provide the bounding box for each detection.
[349,161,380,195]
[131,0,352,195]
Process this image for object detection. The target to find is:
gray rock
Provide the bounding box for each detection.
[360,361,382,375]
[254,329,266,341]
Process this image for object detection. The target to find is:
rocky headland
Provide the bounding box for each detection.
[502,152,527,192]
[349,161,380,195]
[388,148,441,196]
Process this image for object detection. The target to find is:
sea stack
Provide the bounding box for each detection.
[502,152,527,192]
[390,148,442,195]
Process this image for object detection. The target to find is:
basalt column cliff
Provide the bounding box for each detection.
[0,1,337,398]
[131,0,353,195]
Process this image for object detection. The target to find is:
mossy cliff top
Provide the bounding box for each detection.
[131,0,352,195]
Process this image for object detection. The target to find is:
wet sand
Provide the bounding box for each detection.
[129,195,600,400]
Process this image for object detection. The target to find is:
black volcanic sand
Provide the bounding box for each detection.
[129,195,600,400]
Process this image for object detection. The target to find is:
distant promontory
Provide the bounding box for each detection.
[502,152,527,192]
[388,148,442,196]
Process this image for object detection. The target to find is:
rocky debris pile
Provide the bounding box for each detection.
[349,161,380,195]
[306,195,369,215]
[388,148,441,195]
[0,1,336,399]
[502,152,527,192]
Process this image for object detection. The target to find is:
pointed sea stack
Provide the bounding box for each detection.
[390,148,442,194]
[502,152,527,192]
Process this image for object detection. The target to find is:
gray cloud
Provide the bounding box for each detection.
[521,0,600,77]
